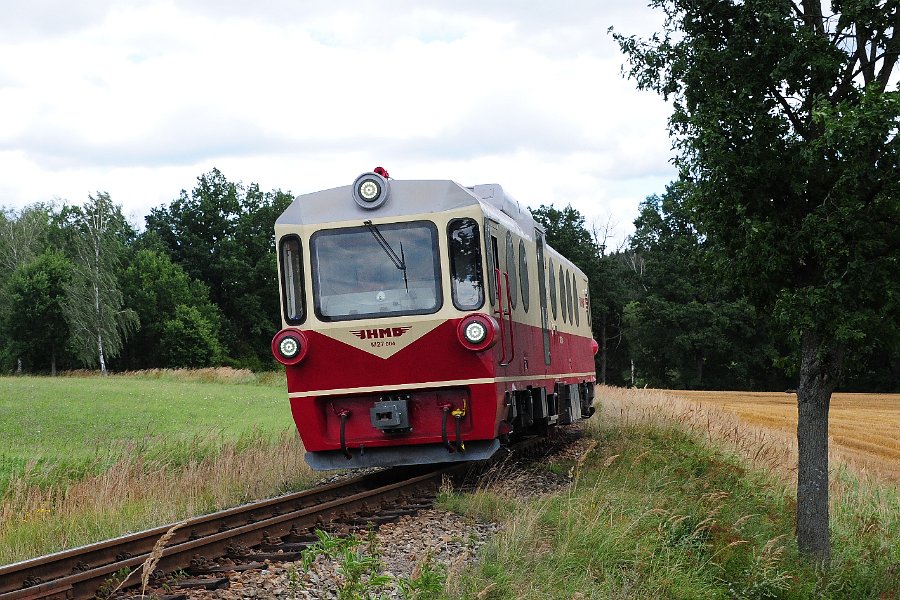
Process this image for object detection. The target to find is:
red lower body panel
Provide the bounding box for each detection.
[284,317,595,469]
[290,383,501,452]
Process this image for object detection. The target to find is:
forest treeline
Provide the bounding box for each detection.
[0,168,895,390]
[535,186,897,392]
[0,169,291,374]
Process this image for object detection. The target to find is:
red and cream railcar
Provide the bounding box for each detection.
[272,170,597,470]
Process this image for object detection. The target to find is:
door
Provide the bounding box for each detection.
[535,229,551,365]
[484,218,514,366]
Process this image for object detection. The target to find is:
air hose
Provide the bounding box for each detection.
[339,410,352,459]
[452,409,465,452]
[441,405,453,452]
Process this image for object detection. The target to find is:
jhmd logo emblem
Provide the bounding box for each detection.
[350,326,412,340]
[330,322,438,359]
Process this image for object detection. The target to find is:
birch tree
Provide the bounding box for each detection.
[0,204,50,275]
[62,193,138,375]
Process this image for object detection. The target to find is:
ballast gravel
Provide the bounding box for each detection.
[161,436,595,600]
[175,509,497,600]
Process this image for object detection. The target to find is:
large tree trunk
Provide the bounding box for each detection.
[795,330,845,563]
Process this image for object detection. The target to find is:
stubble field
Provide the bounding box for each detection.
[670,390,900,481]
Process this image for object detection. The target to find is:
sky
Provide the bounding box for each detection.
[0,1,677,249]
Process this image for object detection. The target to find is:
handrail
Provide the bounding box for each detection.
[494,268,516,366]
[494,267,508,365]
[503,270,515,364]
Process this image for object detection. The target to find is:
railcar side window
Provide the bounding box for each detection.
[566,270,574,326]
[559,265,566,323]
[574,280,581,326]
[505,232,517,309]
[448,218,485,311]
[311,221,442,321]
[279,235,305,325]
[518,240,529,312]
[549,259,557,319]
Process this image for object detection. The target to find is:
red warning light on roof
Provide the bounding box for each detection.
[374,166,390,179]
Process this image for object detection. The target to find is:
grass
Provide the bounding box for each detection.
[439,387,900,599]
[0,369,288,491]
[4,374,897,597]
[0,369,316,565]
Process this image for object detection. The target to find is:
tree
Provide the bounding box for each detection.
[145,169,293,367]
[0,204,51,276]
[625,184,780,390]
[4,251,73,375]
[117,249,222,369]
[0,204,54,373]
[160,305,223,368]
[615,0,900,560]
[62,193,139,374]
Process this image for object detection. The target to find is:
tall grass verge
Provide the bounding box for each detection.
[64,367,285,387]
[0,429,314,565]
[443,387,899,599]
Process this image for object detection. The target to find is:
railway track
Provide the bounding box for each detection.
[0,436,550,600]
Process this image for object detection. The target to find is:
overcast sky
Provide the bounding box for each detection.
[0,1,676,248]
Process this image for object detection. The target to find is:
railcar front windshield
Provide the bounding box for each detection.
[311,221,442,321]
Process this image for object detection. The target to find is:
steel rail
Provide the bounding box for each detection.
[0,436,547,600]
[0,465,439,600]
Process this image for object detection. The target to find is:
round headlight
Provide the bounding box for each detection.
[352,172,391,209]
[464,321,487,344]
[279,336,300,358]
[358,179,380,201]
[271,329,309,366]
[456,314,499,352]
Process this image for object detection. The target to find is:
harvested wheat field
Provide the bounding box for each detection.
[671,390,900,481]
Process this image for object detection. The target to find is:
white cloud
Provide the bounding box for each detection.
[0,1,675,247]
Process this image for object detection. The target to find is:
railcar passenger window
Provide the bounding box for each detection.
[559,266,566,323]
[518,240,529,312]
[574,279,580,326]
[549,259,557,320]
[279,235,305,325]
[505,232,517,309]
[566,270,573,326]
[311,221,441,321]
[448,218,484,311]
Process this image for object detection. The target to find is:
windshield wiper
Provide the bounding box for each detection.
[363,220,409,291]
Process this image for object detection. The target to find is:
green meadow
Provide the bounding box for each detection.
[0,370,315,563]
[0,371,292,491]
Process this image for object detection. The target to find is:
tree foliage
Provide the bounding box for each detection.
[0,206,54,371]
[117,249,222,369]
[615,0,900,561]
[625,184,782,390]
[60,193,139,374]
[3,251,73,375]
[0,204,51,276]
[160,305,223,368]
[145,169,293,367]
